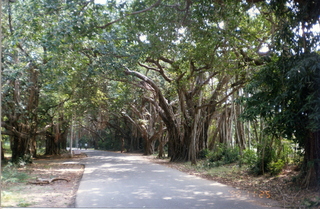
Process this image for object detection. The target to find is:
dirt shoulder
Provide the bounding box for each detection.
[142,155,320,209]
[1,153,86,208]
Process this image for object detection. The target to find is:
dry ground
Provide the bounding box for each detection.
[144,155,320,209]
[1,153,86,208]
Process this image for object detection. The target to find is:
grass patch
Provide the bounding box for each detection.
[1,163,34,207]
[1,163,31,183]
[1,190,32,207]
[199,162,248,179]
[171,159,248,180]
[18,201,33,207]
[207,165,234,176]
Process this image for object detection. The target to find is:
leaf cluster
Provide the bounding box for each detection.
[242,52,320,146]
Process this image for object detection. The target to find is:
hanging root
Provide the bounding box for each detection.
[28,177,70,185]
[300,165,317,189]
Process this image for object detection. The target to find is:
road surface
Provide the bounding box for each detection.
[75,150,279,208]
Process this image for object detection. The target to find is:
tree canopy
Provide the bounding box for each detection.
[1,0,320,187]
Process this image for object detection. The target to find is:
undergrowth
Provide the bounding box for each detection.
[1,163,32,207]
[203,144,240,168]
[1,162,30,184]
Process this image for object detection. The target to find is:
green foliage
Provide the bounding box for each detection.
[249,141,298,176]
[242,149,257,165]
[198,149,209,159]
[249,145,274,175]
[205,144,239,168]
[277,140,298,165]
[302,197,320,208]
[4,0,318,174]
[98,138,122,151]
[269,159,285,176]
[1,163,30,184]
[12,154,33,166]
[242,52,320,148]
[17,202,32,207]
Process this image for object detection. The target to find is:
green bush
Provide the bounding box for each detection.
[249,146,274,175]
[249,144,288,176]
[242,149,257,165]
[222,146,240,164]
[269,159,285,176]
[204,144,240,168]
[198,149,209,159]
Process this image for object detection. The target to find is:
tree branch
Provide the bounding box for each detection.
[145,57,173,82]
[159,56,174,64]
[98,0,162,29]
[138,62,160,73]
[164,0,192,12]
[124,68,175,127]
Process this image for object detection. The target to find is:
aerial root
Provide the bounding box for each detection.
[28,177,70,185]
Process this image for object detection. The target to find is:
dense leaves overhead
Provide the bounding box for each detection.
[1,0,320,187]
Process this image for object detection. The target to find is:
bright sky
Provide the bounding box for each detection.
[95,0,106,4]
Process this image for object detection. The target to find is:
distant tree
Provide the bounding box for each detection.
[1,0,112,160]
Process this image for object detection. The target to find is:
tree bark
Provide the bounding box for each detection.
[11,135,34,162]
[45,132,60,155]
[5,64,40,162]
[302,130,320,187]
[1,145,4,160]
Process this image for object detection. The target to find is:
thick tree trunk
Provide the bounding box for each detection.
[170,139,187,161]
[60,130,68,150]
[10,65,40,162]
[170,88,198,162]
[302,130,320,188]
[187,77,204,164]
[45,133,60,155]
[168,124,188,162]
[11,135,35,162]
[143,136,153,155]
[314,131,320,187]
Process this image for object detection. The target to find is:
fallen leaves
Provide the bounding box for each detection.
[145,156,320,208]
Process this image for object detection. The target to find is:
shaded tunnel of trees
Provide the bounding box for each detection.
[1,0,320,188]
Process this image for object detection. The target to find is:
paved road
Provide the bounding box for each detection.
[75,150,279,208]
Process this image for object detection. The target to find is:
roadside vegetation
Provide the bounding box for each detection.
[149,147,320,208]
[2,163,34,207]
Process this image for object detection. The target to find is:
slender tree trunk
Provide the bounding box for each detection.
[1,145,4,160]
[158,133,168,158]
[189,84,203,164]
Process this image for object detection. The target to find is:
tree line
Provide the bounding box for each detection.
[1,0,320,187]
